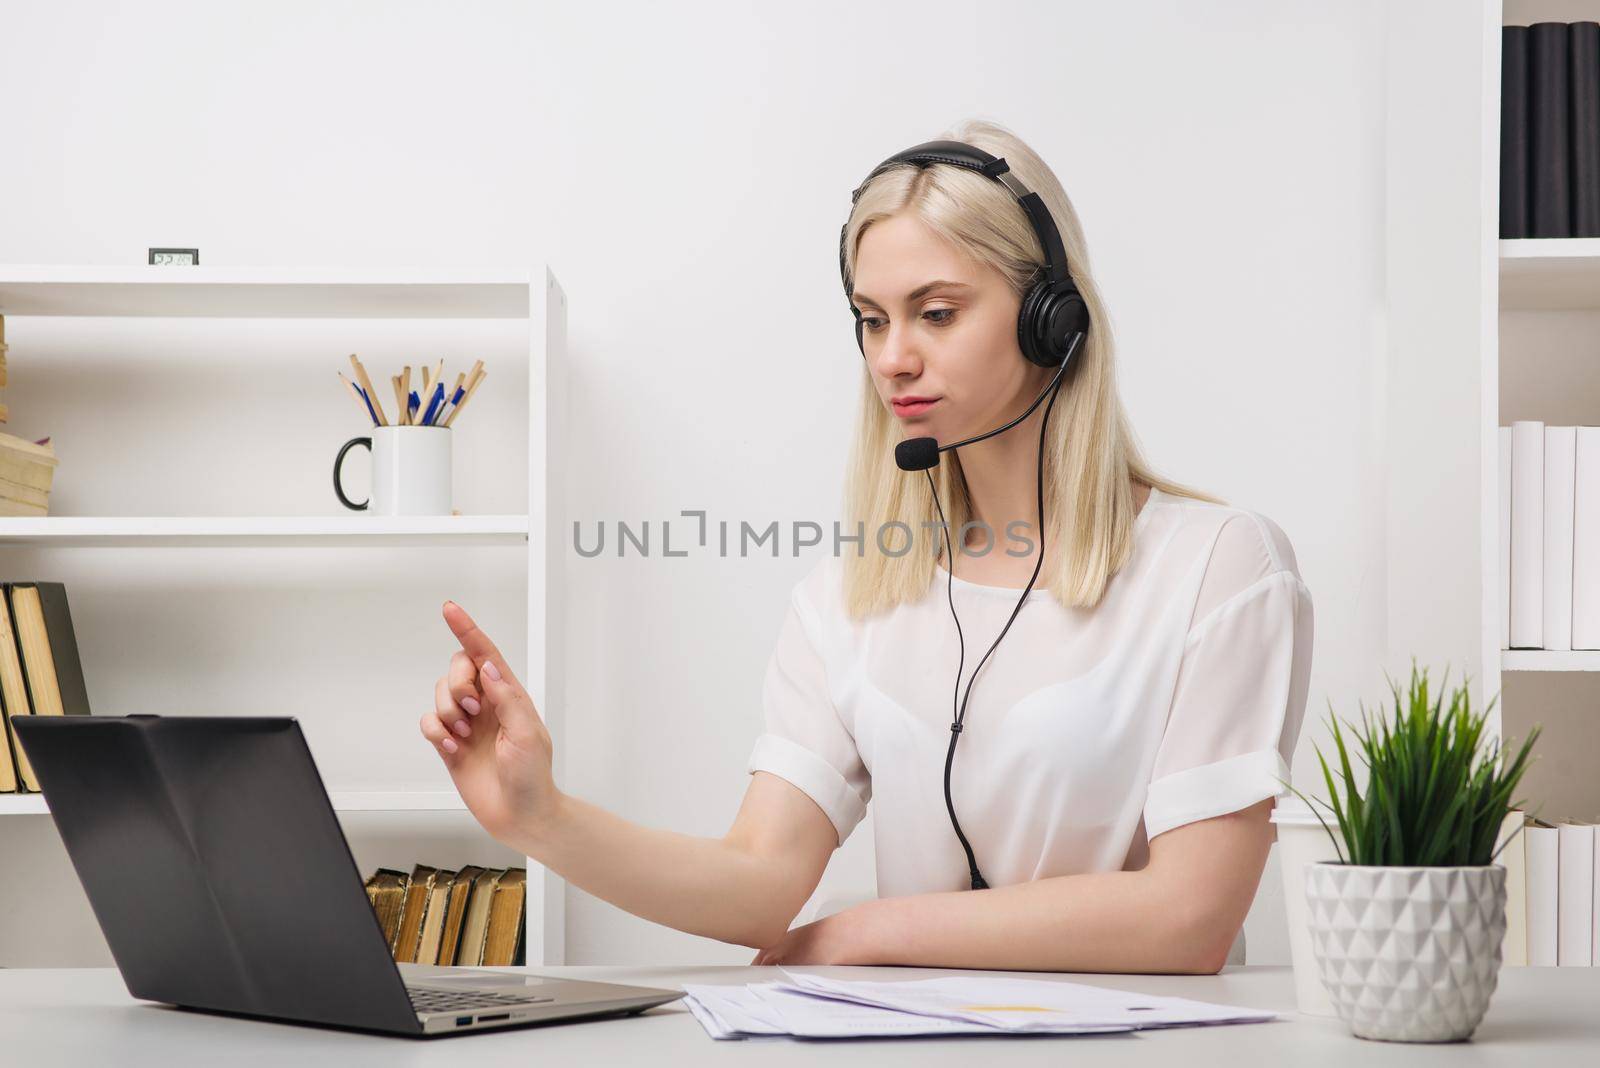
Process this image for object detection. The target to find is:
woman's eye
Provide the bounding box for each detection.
[861,317,887,331]
[924,308,955,324]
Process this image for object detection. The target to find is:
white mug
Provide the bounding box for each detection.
[334,425,452,515]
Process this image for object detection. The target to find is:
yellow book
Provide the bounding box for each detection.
[0,586,37,790]
[437,865,484,965]
[416,870,457,966]
[364,869,410,953]
[394,865,438,963]
[454,868,504,966]
[481,868,527,967]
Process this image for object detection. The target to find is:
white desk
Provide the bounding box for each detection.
[2,965,1595,1065]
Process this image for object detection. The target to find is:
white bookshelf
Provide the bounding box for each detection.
[0,515,530,547]
[1484,2,1600,824]
[0,264,569,966]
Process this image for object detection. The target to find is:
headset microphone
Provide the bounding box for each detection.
[840,140,1092,891]
[893,332,1082,472]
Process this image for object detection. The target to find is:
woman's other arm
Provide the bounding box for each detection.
[753,798,1273,972]
[422,601,836,949]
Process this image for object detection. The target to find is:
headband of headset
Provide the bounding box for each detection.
[837,139,1073,300]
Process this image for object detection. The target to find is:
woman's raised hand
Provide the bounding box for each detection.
[422,601,560,841]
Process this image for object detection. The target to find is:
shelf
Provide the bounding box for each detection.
[1501,650,1600,672]
[0,514,529,547]
[0,266,533,318]
[0,790,468,816]
[1500,239,1600,309]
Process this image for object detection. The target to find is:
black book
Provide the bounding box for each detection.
[1502,26,1531,238]
[1530,22,1572,238]
[1572,23,1600,236]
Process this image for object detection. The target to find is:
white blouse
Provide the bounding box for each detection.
[745,487,1314,898]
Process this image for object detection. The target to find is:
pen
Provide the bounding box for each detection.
[355,384,380,426]
[348,353,388,426]
[438,384,466,425]
[420,382,446,426]
[442,367,487,427]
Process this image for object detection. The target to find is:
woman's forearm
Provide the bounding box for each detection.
[505,791,806,949]
[854,867,1236,973]
[843,805,1274,973]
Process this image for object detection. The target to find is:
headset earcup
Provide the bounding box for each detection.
[1018,283,1087,367]
[1017,283,1057,367]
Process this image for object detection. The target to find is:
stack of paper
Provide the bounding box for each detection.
[682,969,1277,1040]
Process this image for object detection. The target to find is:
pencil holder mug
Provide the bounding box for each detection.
[334,425,452,515]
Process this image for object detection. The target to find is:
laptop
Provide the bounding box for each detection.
[12,714,684,1037]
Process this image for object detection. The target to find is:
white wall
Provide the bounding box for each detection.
[0,0,1406,968]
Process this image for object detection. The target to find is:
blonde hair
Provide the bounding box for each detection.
[839,118,1223,619]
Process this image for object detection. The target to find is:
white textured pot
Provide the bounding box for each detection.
[1304,863,1505,1042]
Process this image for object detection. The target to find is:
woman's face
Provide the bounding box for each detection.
[851,212,1050,442]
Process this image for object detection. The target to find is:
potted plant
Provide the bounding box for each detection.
[1288,661,1538,1043]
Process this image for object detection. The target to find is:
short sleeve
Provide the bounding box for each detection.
[1143,513,1314,841]
[746,568,871,846]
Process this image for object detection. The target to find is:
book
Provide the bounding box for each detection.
[1543,427,1576,650]
[0,582,93,791]
[1573,428,1600,648]
[482,867,528,967]
[1530,22,1572,238]
[1501,25,1531,238]
[393,864,439,963]
[454,868,504,966]
[1500,426,1512,650]
[1525,820,1560,967]
[7,583,92,719]
[1510,421,1545,648]
[1557,821,1595,966]
[0,587,36,790]
[1573,23,1600,236]
[1501,810,1528,967]
[364,869,410,954]
[437,864,485,965]
[416,870,457,966]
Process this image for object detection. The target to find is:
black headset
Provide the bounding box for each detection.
[839,139,1092,891]
[839,139,1089,368]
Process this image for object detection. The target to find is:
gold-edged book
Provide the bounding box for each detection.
[481,867,527,967]
[393,865,439,963]
[454,868,504,966]
[415,870,458,966]
[364,869,410,953]
[436,864,485,965]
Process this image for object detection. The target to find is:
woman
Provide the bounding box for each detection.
[421,119,1313,974]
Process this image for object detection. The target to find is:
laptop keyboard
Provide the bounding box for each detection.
[406,985,556,1014]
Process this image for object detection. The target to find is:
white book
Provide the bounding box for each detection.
[1511,421,1545,648]
[1500,427,1513,650]
[1525,822,1560,966]
[1574,428,1600,648]
[1594,828,1600,966]
[1558,822,1595,966]
[1544,428,1577,650]
[1500,810,1528,966]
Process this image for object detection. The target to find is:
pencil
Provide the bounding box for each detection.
[337,371,375,425]
[392,375,407,426]
[442,367,487,428]
[348,353,388,426]
[401,366,412,425]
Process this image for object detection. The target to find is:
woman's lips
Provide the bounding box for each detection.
[892,397,940,418]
